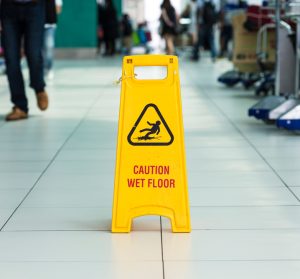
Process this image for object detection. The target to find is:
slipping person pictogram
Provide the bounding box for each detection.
[127,103,174,146]
[138,121,161,141]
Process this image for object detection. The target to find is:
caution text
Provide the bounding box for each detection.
[128,165,175,189]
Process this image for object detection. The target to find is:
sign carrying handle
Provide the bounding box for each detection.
[122,55,178,84]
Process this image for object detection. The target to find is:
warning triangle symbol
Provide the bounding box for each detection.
[127,103,174,146]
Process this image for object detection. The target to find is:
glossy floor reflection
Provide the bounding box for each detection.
[0,57,300,279]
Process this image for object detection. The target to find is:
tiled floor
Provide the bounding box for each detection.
[0,56,300,279]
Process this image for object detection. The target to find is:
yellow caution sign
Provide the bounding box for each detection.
[112,55,191,233]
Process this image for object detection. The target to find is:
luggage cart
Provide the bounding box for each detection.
[248,0,297,122]
[254,23,276,96]
[277,0,300,130]
[218,13,270,89]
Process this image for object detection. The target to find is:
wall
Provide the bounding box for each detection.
[56,0,122,48]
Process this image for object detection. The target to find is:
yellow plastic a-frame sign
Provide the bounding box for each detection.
[112,55,191,233]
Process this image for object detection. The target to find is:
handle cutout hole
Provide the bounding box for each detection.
[134,66,167,80]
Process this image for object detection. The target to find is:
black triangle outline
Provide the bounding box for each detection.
[127,103,174,146]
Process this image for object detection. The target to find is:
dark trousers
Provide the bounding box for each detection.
[220,24,233,56]
[192,24,216,60]
[0,1,46,112]
[104,39,116,56]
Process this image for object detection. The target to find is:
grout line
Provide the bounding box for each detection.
[0,229,161,233]
[1,204,300,211]
[161,228,300,231]
[160,217,166,279]
[2,227,300,233]
[160,259,300,262]
[0,230,109,233]
[188,186,286,189]
[187,69,300,204]
[0,260,164,263]
[0,259,298,263]
[188,204,300,208]
[0,93,104,231]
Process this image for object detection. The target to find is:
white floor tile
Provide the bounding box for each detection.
[21,187,113,208]
[276,171,300,186]
[0,140,65,150]
[186,147,261,160]
[0,161,49,173]
[0,231,162,261]
[162,206,300,230]
[0,262,163,279]
[162,229,300,260]
[257,146,300,158]
[0,189,28,208]
[185,136,248,148]
[187,158,269,172]
[164,261,300,279]
[187,171,284,188]
[188,187,298,206]
[0,149,57,161]
[34,173,114,189]
[46,160,114,175]
[0,209,13,228]
[0,173,40,189]
[64,137,117,149]
[4,207,160,232]
[268,158,300,171]
[291,187,300,200]
[248,136,300,148]
[56,148,115,161]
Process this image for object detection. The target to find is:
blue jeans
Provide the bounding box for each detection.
[0,1,46,113]
[44,26,56,72]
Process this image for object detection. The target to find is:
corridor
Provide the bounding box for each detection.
[0,57,300,278]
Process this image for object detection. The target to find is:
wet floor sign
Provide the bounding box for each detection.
[112,55,191,233]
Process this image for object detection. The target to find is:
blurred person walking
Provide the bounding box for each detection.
[160,0,178,55]
[0,0,48,121]
[120,14,133,55]
[44,0,63,80]
[102,0,119,56]
[181,0,199,47]
[219,0,246,58]
[192,0,219,62]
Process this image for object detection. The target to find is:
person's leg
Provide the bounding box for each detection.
[209,26,217,61]
[224,25,233,55]
[104,39,109,55]
[43,26,56,75]
[111,39,116,55]
[191,31,197,45]
[107,39,112,55]
[166,35,171,54]
[123,36,131,54]
[192,27,202,60]
[165,34,175,55]
[163,35,169,54]
[219,26,226,57]
[96,26,103,55]
[24,2,46,94]
[169,35,175,55]
[1,4,28,112]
